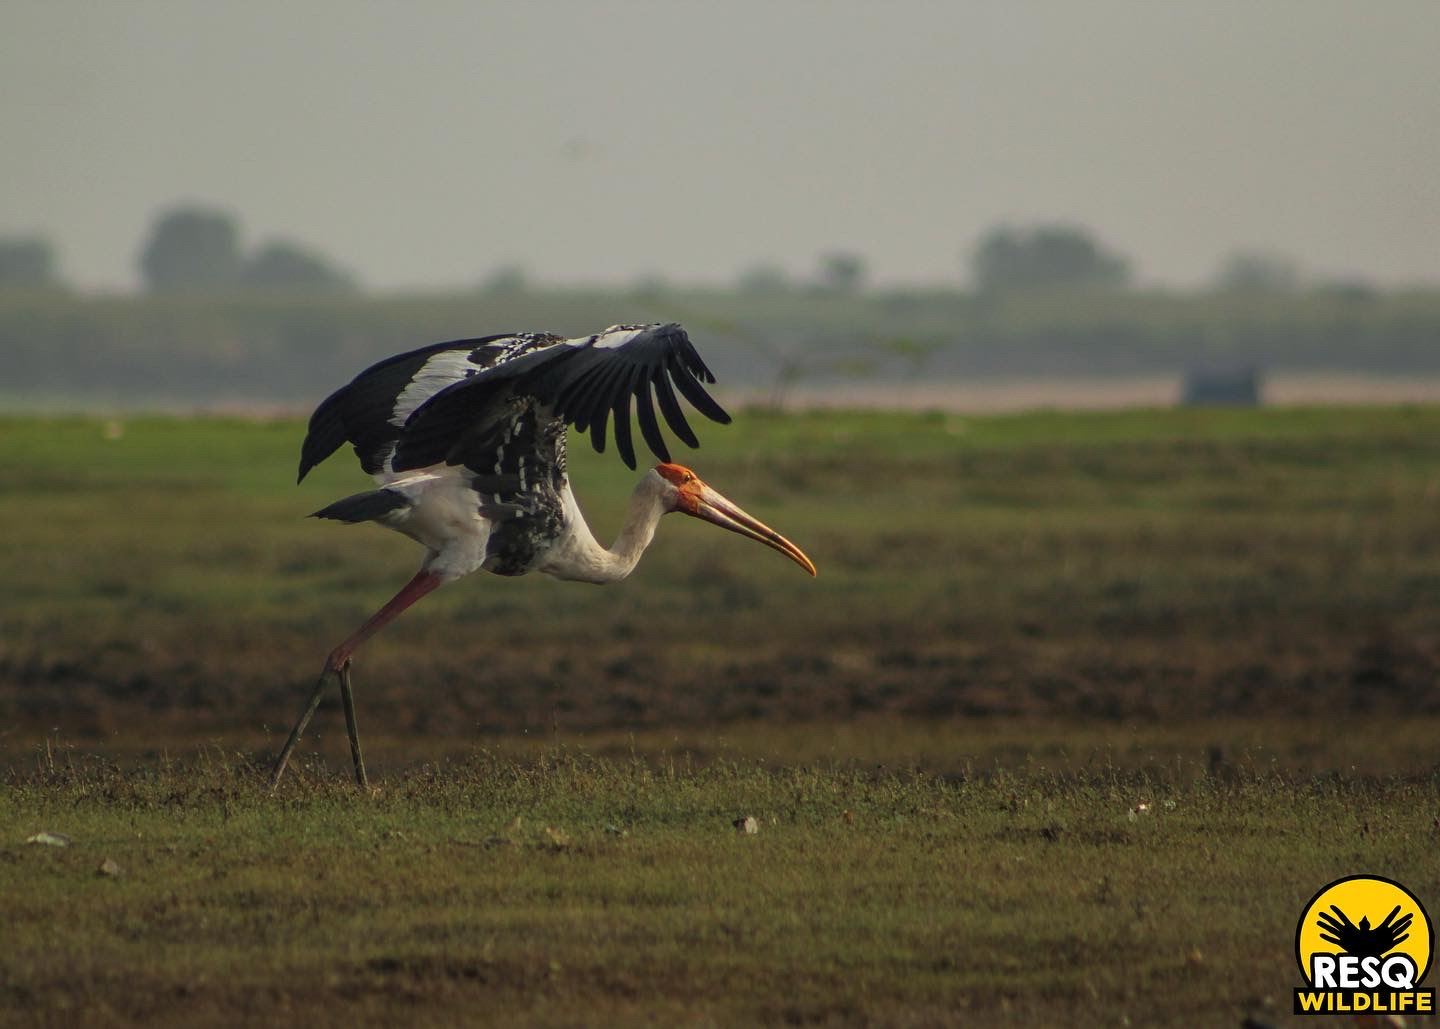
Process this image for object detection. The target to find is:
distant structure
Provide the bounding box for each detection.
[1180,366,1264,407]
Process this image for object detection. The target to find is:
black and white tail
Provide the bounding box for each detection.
[311,488,410,524]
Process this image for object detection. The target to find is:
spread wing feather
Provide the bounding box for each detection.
[297,323,730,482]
[653,371,699,449]
[298,338,476,481]
[634,380,668,464]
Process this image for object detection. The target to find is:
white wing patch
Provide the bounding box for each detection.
[392,328,645,433]
[391,350,484,427]
[590,325,649,350]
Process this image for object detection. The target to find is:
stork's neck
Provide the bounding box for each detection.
[541,475,669,585]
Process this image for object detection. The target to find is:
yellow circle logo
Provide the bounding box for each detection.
[1297,875,1433,989]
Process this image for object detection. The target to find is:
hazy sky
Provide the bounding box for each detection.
[3,2,1438,292]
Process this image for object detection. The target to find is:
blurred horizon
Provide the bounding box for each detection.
[4,2,1439,294]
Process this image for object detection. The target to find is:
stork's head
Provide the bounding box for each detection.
[652,463,817,576]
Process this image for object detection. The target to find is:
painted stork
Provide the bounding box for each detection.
[270,322,815,788]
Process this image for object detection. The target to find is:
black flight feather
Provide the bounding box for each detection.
[299,323,730,483]
[635,381,669,464]
[609,366,642,469]
[653,370,699,449]
[670,354,731,425]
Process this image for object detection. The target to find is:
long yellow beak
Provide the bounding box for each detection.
[686,483,817,576]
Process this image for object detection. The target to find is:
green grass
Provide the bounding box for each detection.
[4,405,1440,1024]
[6,753,1438,1027]
[3,405,1439,745]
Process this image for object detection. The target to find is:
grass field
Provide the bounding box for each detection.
[3,405,1440,1024]
[7,753,1439,1027]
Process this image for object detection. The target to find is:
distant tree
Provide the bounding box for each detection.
[629,273,669,301]
[1213,251,1301,294]
[1314,277,1380,302]
[876,335,944,380]
[970,223,1131,293]
[817,251,867,294]
[139,206,243,292]
[479,264,529,296]
[736,263,790,296]
[0,236,61,288]
[240,239,357,293]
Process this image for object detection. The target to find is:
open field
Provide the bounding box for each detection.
[4,405,1439,747]
[3,405,1440,1023]
[4,752,1438,1028]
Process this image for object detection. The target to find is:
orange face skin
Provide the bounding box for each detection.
[655,462,703,514]
[654,462,817,577]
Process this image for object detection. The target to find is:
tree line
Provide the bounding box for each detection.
[0,204,1386,298]
[0,206,357,295]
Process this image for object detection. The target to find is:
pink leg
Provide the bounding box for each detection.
[323,570,446,672]
[270,570,445,789]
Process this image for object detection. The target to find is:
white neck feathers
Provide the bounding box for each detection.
[539,473,670,585]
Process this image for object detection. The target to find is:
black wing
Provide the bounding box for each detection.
[301,322,730,480]
[296,332,565,481]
